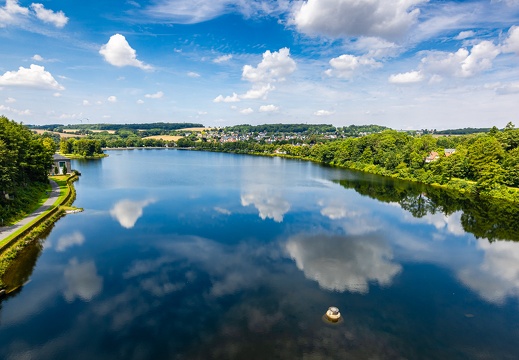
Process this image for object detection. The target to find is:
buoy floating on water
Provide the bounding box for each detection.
[325,306,341,322]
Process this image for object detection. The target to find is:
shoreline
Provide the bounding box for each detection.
[99,146,519,203]
[0,174,79,291]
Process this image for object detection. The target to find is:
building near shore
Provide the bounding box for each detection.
[50,154,71,175]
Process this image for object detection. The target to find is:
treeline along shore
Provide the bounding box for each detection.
[28,120,519,203]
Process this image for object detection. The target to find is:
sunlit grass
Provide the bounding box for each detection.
[0,176,72,249]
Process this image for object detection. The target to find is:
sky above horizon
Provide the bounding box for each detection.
[1,0,519,130]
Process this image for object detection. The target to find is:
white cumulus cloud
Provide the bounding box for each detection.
[502,25,519,54]
[291,0,426,41]
[99,34,153,70]
[455,30,475,40]
[32,54,44,62]
[213,92,240,103]
[187,71,200,78]
[5,97,16,103]
[325,54,382,78]
[0,0,29,27]
[388,70,424,84]
[421,40,501,78]
[0,64,64,90]
[259,104,279,112]
[241,84,275,100]
[314,109,335,116]
[240,107,254,114]
[30,3,68,28]
[242,47,296,83]
[107,96,117,102]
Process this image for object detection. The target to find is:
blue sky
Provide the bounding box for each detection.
[1,0,519,129]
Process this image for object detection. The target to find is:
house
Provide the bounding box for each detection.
[444,148,456,157]
[425,151,440,163]
[50,154,71,175]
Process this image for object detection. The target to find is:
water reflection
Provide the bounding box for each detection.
[241,190,290,222]
[54,231,85,252]
[337,177,519,242]
[109,198,156,229]
[63,258,103,302]
[3,151,519,359]
[161,236,272,298]
[318,199,380,235]
[403,211,465,237]
[286,233,401,293]
[458,239,519,304]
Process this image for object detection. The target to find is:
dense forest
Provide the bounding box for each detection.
[435,127,491,135]
[0,116,54,223]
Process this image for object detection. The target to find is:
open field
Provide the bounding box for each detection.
[62,129,116,134]
[32,130,85,138]
[92,129,116,134]
[143,135,183,141]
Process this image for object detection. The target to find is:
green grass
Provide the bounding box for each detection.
[49,175,70,205]
[0,182,51,226]
[60,153,107,159]
[0,176,72,250]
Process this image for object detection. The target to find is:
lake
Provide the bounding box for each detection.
[1,149,519,359]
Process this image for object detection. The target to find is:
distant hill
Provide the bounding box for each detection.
[28,122,204,131]
[435,127,490,135]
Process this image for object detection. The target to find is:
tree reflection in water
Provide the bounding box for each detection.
[336,177,519,242]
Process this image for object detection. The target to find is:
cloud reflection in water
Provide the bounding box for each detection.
[55,231,85,252]
[286,233,401,293]
[241,190,290,222]
[110,198,156,229]
[63,258,103,302]
[458,239,519,304]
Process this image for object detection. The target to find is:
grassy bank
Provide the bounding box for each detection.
[59,152,107,159]
[0,182,52,227]
[0,174,79,290]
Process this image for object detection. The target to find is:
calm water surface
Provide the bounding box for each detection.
[1,149,519,359]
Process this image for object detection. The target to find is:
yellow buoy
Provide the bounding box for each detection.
[325,306,341,322]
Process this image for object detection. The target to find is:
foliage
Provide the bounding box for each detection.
[29,122,203,132]
[59,138,103,157]
[337,124,389,136]
[435,128,490,135]
[171,126,519,201]
[336,176,519,242]
[0,116,54,221]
